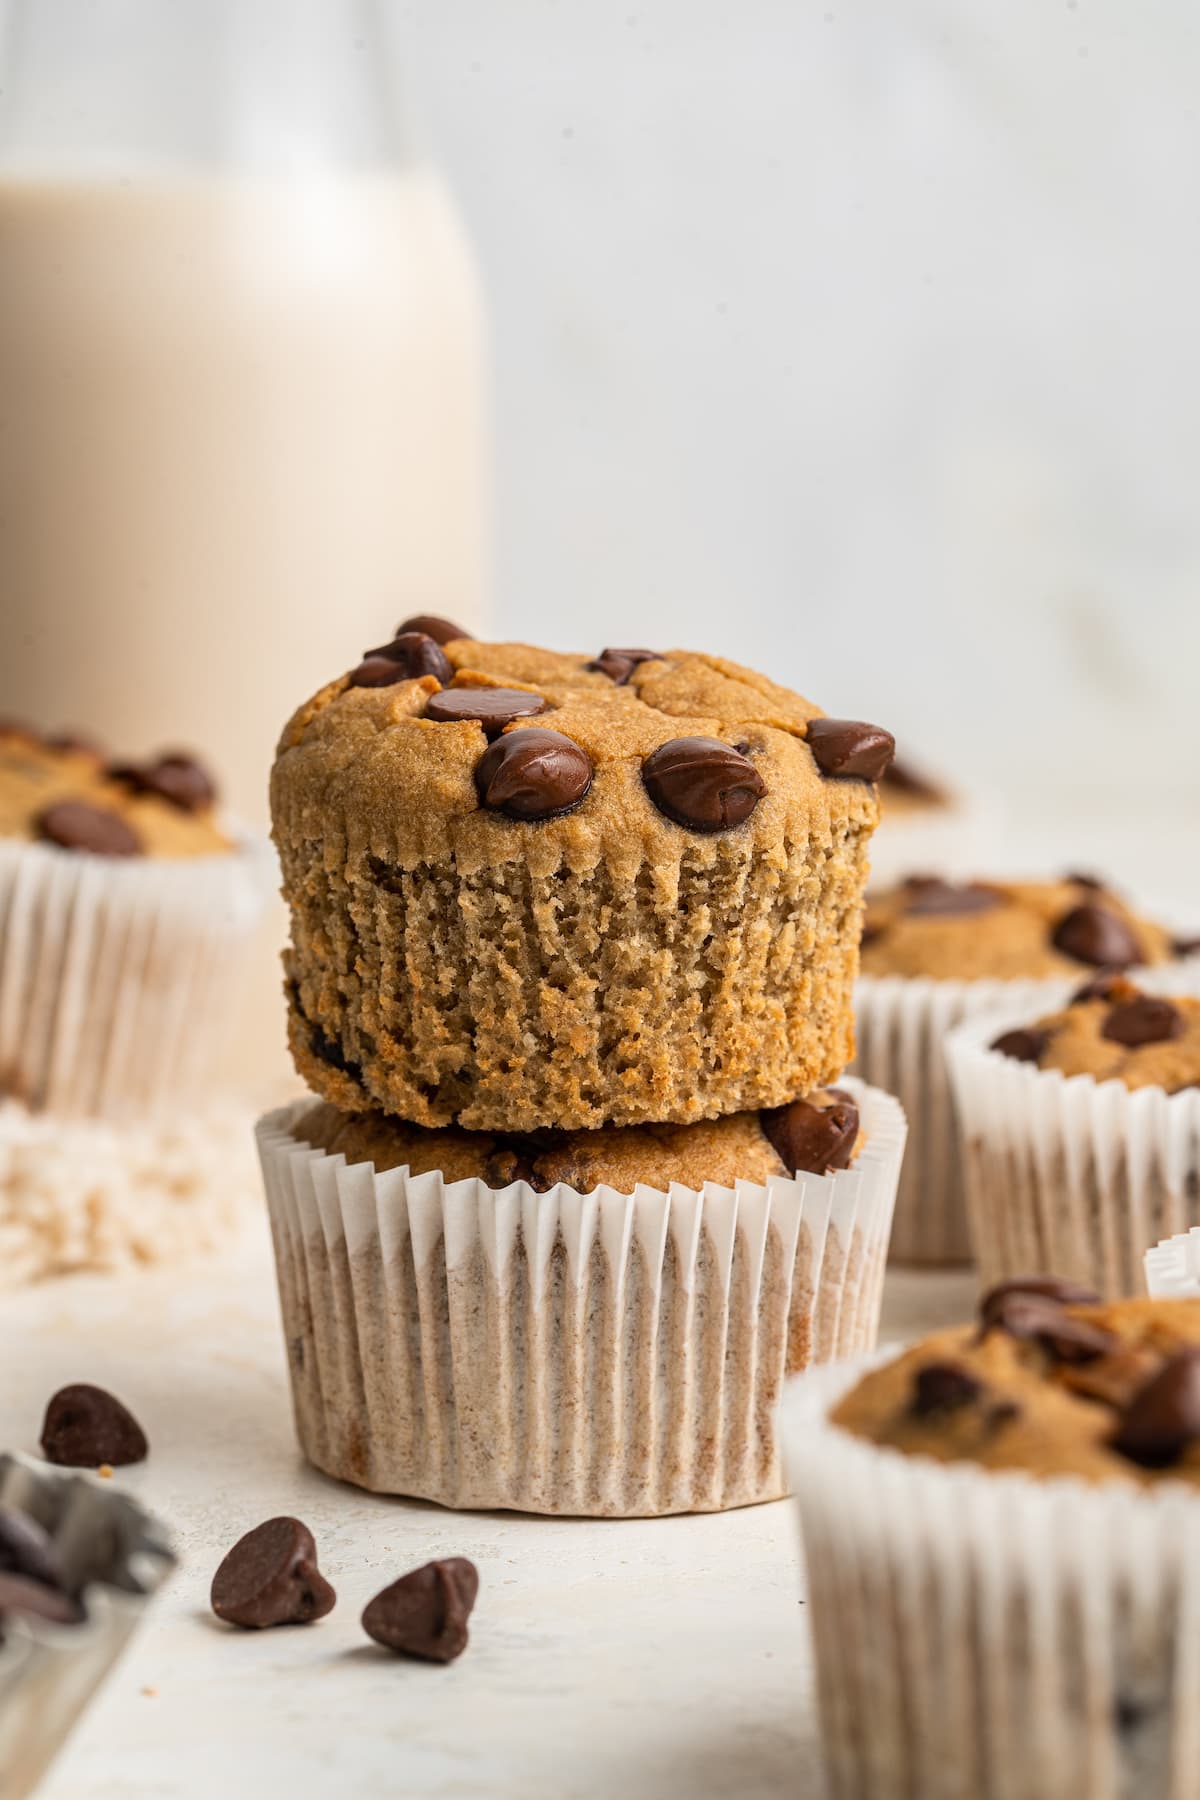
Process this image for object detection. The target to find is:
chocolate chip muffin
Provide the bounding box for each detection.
[294,1085,864,1193]
[991,975,1200,1093]
[271,630,892,1131]
[784,1280,1200,1800]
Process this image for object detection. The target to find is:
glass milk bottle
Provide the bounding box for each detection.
[0,0,488,822]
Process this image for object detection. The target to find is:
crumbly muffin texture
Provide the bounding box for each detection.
[296,1086,862,1194]
[861,874,1176,981]
[835,1280,1200,1485]
[991,976,1200,1094]
[272,636,887,1131]
[0,725,229,857]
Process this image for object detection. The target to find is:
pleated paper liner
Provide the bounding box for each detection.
[782,1353,1200,1800]
[1146,1227,1200,1299]
[257,1078,906,1518]
[947,1009,1200,1299]
[0,829,273,1119]
[0,1454,174,1800]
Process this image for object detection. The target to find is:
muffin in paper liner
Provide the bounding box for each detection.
[0,1452,175,1800]
[1146,1228,1200,1299]
[256,1078,905,1518]
[852,974,1069,1266]
[0,830,274,1119]
[946,1009,1200,1299]
[782,1353,1200,1800]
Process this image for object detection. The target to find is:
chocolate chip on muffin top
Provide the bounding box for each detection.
[990,978,1200,1095]
[861,874,1178,981]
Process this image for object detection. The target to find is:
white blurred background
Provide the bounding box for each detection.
[401,0,1199,881]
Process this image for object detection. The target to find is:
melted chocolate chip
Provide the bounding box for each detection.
[641,737,766,832]
[40,1384,148,1468]
[1111,1350,1200,1468]
[211,1517,336,1629]
[424,687,548,738]
[475,728,593,821]
[310,1024,363,1083]
[979,1276,1102,1326]
[805,717,895,782]
[0,1507,64,1591]
[1051,903,1141,969]
[395,613,469,645]
[362,1557,478,1663]
[361,630,453,685]
[981,1291,1114,1365]
[910,1362,982,1416]
[904,880,1001,918]
[761,1094,859,1176]
[1101,994,1185,1049]
[36,801,142,858]
[990,1027,1050,1064]
[588,647,660,685]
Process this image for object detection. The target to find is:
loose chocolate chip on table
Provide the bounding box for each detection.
[1051,903,1141,970]
[0,1506,65,1591]
[980,1292,1114,1365]
[395,613,469,645]
[642,737,766,833]
[475,729,593,822]
[36,801,142,858]
[761,1094,859,1177]
[979,1276,1101,1326]
[904,880,1001,918]
[361,630,453,685]
[1111,1350,1200,1468]
[1101,994,1185,1050]
[424,687,548,737]
[0,1571,79,1629]
[588,647,661,685]
[990,1027,1050,1064]
[211,1517,336,1629]
[910,1362,983,1416]
[805,717,895,782]
[40,1384,148,1468]
[362,1557,479,1663]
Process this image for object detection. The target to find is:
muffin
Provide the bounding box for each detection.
[783,1280,1200,1800]
[270,633,893,1131]
[853,873,1185,1265]
[947,975,1200,1297]
[0,723,271,1117]
[259,1077,906,1516]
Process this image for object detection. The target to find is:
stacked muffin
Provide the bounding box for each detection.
[259,622,905,1515]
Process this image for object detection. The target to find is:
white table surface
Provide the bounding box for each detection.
[0,1224,975,1800]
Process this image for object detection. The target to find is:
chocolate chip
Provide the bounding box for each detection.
[904,880,1001,918]
[1111,1350,1200,1468]
[395,613,469,645]
[40,1384,148,1468]
[990,1027,1049,1064]
[0,1572,79,1629]
[310,1023,363,1084]
[475,728,593,821]
[1051,903,1141,969]
[588,647,660,685]
[805,717,895,782]
[981,1292,1114,1364]
[348,655,411,689]
[118,752,217,813]
[761,1094,859,1176]
[1070,969,1135,1005]
[910,1362,983,1416]
[642,737,766,832]
[361,1557,478,1663]
[424,687,548,738]
[35,801,142,858]
[0,1507,64,1592]
[361,630,453,685]
[979,1276,1102,1326]
[211,1517,336,1629]
[1102,994,1185,1049]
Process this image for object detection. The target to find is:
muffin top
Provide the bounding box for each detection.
[271,619,893,876]
[990,976,1200,1095]
[834,1279,1200,1486]
[861,873,1178,980]
[0,724,229,858]
[295,1086,863,1194]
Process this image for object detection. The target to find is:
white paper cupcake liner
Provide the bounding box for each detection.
[256,1078,905,1518]
[0,1096,264,1287]
[0,829,274,1119]
[1145,1228,1200,1299]
[0,1453,175,1800]
[946,1010,1200,1299]
[853,974,1069,1266]
[782,1353,1200,1800]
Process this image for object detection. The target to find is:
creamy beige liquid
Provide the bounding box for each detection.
[0,169,488,822]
